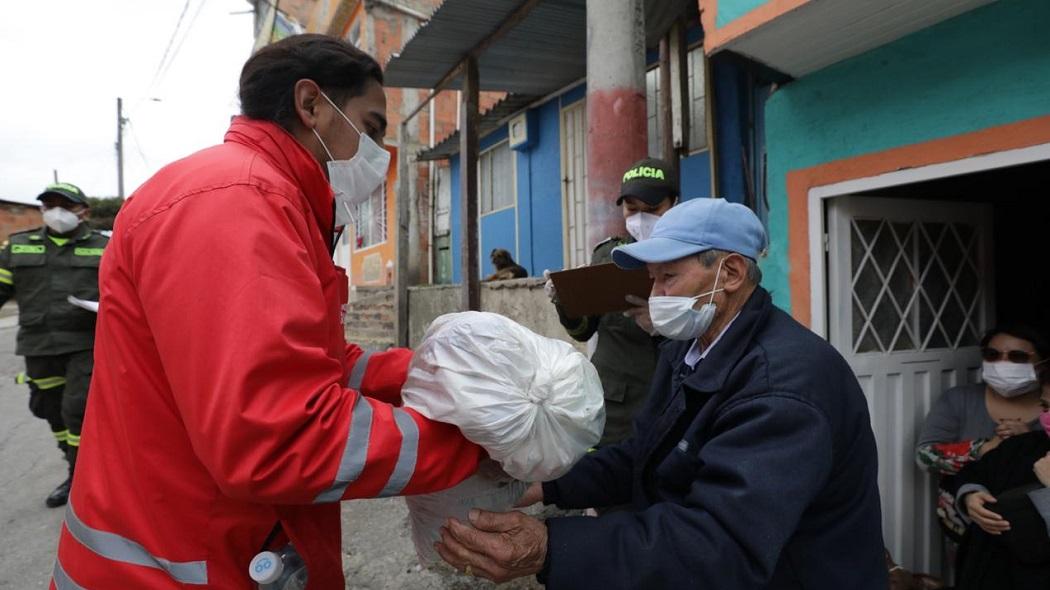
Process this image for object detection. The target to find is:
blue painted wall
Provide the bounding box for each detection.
[446,46,733,282]
[451,92,578,282]
[679,151,712,200]
[519,95,576,276]
[762,0,1050,311]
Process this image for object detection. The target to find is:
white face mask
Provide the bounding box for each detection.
[982,361,1041,398]
[311,92,391,228]
[625,212,660,242]
[42,207,81,234]
[648,257,726,341]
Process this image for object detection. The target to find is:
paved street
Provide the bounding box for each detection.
[0,305,541,589]
[0,308,65,588]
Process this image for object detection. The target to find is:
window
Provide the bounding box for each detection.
[479,141,514,215]
[645,67,663,158]
[434,165,452,235]
[686,47,707,153]
[645,46,707,157]
[353,183,387,249]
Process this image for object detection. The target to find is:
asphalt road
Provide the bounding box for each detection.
[0,308,66,588]
[0,307,544,589]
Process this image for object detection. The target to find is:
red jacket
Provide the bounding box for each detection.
[52,118,484,589]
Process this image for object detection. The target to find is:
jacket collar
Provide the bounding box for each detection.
[679,286,774,394]
[224,116,334,240]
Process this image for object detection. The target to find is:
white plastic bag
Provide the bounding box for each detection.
[401,311,605,482]
[405,469,529,566]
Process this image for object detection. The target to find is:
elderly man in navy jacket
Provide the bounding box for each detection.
[435,198,887,589]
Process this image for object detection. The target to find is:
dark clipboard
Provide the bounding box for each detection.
[549,263,653,319]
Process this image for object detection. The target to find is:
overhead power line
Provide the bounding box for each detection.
[148,0,193,92]
[155,0,207,87]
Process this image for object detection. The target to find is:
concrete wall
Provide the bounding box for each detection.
[762,0,1050,312]
[407,278,586,352]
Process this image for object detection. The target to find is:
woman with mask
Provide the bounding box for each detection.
[917,325,1050,541]
[951,401,1050,589]
[545,158,678,446]
[52,35,484,589]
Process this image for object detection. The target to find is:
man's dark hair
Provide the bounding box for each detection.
[239,34,383,130]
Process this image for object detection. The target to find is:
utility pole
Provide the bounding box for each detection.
[53,169,58,183]
[116,97,127,199]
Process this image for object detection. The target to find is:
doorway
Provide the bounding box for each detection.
[816,154,1050,574]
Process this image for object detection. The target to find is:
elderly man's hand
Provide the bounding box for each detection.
[435,509,548,583]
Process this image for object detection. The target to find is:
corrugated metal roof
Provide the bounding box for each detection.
[385,0,690,95]
[417,93,541,160]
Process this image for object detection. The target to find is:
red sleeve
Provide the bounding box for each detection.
[345,344,412,406]
[130,186,482,504]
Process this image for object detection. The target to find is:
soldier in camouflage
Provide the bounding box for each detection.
[546,158,679,446]
[0,183,108,507]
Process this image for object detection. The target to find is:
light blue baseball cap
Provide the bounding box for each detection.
[612,198,768,269]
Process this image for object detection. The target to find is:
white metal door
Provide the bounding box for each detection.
[827,196,994,574]
[560,102,587,268]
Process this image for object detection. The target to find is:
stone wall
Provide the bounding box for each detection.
[344,285,395,351]
[407,278,586,351]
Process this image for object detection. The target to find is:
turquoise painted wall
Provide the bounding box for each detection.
[716,0,772,28]
[762,0,1050,312]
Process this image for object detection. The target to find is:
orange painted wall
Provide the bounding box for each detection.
[785,115,1050,326]
[699,0,810,54]
[349,145,399,285]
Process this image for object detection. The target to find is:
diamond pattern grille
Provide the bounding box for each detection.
[850,219,982,353]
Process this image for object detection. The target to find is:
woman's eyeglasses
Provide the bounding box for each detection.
[981,347,1039,364]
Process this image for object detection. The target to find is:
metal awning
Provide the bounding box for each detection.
[385,0,690,95]
[417,93,541,160]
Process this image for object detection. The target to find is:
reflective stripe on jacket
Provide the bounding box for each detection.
[53,117,484,589]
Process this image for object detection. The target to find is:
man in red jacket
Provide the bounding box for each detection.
[52,35,484,589]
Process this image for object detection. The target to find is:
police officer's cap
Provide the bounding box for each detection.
[617,158,678,206]
[37,183,89,207]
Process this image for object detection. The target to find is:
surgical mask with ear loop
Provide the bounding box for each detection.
[648,256,726,341]
[982,361,1043,398]
[310,91,391,229]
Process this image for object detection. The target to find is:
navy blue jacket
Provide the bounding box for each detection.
[541,287,886,589]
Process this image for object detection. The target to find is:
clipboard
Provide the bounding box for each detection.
[549,263,653,319]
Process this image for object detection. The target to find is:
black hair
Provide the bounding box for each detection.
[239,34,383,130]
[981,323,1050,361]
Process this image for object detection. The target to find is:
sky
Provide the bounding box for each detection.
[1,0,256,203]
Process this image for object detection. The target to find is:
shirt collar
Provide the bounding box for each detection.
[684,312,741,370]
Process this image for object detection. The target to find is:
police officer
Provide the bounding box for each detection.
[0,183,108,507]
[545,158,678,445]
